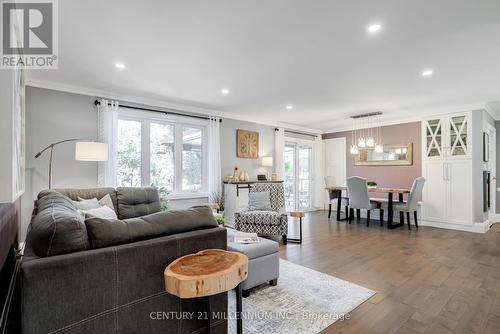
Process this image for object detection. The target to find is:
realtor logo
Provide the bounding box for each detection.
[1,0,58,69]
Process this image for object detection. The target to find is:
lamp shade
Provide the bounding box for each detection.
[75,142,108,161]
[261,156,273,167]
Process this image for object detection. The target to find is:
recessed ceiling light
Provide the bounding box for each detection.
[422,69,434,77]
[115,62,126,69]
[221,88,230,95]
[286,105,293,110]
[367,23,382,33]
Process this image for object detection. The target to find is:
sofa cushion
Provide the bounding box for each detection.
[116,187,161,219]
[237,210,285,225]
[85,206,218,249]
[38,188,118,213]
[27,192,90,257]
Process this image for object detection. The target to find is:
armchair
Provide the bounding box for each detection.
[234,182,289,244]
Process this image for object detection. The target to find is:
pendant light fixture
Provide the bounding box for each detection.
[366,117,375,148]
[374,114,384,153]
[350,112,383,155]
[350,118,359,154]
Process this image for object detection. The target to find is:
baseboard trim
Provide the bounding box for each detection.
[419,219,493,233]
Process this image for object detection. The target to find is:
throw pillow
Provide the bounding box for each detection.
[73,197,100,210]
[248,191,272,211]
[98,194,115,211]
[82,206,118,220]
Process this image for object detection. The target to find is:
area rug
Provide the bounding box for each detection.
[228,259,375,334]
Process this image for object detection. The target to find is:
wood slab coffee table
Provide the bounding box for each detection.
[164,249,248,334]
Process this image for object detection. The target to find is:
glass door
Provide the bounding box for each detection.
[284,145,296,210]
[284,142,312,211]
[425,118,442,158]
[449,115,468,157]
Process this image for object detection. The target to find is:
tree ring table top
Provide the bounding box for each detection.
[164,249,248,299]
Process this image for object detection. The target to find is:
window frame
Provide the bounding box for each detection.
[117,108,208,197]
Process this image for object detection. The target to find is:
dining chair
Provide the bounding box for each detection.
[382,177,426,230]
[346,176,383,227]
[324,176,349,219]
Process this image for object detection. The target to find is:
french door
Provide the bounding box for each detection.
[284,142,312,211]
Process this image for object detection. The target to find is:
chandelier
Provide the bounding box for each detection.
[350,112,383,155]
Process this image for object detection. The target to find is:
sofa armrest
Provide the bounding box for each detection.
[21,227,227,334]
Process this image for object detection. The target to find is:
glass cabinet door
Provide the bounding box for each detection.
[425,119,442,158]
[449,115,468,156]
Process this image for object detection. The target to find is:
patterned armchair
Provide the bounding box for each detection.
[234,182,289,244]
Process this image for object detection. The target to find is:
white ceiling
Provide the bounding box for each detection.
[27,0,500,132]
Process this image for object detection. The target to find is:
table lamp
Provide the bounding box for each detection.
[261,156,273,180]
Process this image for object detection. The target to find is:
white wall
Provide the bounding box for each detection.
[472,110,495,223]
[21,87,99,240]
[220,118,276,179]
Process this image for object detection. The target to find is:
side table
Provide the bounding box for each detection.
[164,249,248,334]
[287,211,304,244]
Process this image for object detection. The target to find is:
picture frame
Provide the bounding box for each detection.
[355,143,413,166]
[236,129,259,158]
[483,132,489,162]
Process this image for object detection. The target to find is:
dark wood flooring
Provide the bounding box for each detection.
[281,210,500,334]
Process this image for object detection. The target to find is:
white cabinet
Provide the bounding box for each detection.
[422,161,447,222]
[446,160,472,225]
[422,160,472,226]
[423,112,471,160]
[421,111,474,228]
[223,182,251,227]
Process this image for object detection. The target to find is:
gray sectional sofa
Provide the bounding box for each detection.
[21,187,228,334]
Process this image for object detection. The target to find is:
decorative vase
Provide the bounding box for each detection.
[239,171,246,181]
[244,171,250,181]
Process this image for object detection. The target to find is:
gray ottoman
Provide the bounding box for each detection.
[227,229,280,297]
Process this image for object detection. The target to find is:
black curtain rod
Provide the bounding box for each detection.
[275,127,319,138]
[94,100,222,122]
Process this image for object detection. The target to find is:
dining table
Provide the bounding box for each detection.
[326,186,411,229]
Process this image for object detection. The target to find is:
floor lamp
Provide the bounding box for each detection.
[35,139,108,189]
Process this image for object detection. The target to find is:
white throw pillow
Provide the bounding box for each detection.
[73,197,100,210]
[81,206,118,220]
[98,194,115,211]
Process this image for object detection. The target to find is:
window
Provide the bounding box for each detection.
[117,120,141,187]
[150,122,175,192]
[117,112,207,196]
[182,127,203,191]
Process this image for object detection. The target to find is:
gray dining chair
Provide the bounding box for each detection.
[382,177,425,230]
[346,176,383,227]
[324,176,349,219]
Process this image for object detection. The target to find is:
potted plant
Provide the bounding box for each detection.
[367,181,377,189]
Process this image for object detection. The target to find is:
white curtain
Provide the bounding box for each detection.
[274,127,285,180]
[313,135,325,209]
[97,99,119,187]
[207,116,222,196]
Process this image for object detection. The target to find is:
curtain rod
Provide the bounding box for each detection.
[275,128,319,138]
[93,100,222,122]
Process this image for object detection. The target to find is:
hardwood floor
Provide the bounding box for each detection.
[281,211,500,334]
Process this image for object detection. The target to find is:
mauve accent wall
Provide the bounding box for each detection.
[322,122,422,197]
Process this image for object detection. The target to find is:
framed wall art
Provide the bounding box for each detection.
[236,129,259,158]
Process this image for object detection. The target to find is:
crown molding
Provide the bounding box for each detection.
[26,78,323,134]
[485,103,500,121]
[320,104,487,134]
